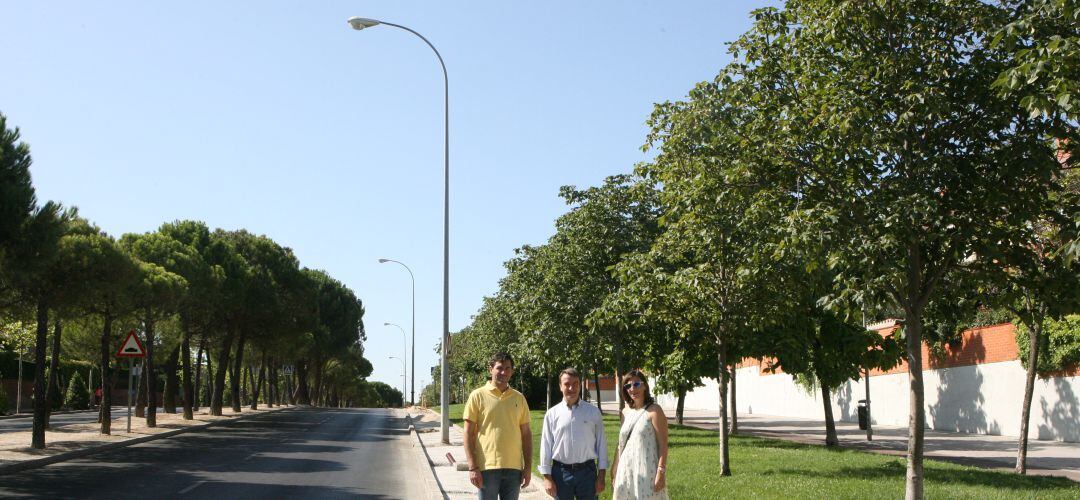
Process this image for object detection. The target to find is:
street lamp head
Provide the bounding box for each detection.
[348,17,381,31]
[378,258,390,263]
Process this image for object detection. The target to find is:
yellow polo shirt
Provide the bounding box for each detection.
[463,381,530,471]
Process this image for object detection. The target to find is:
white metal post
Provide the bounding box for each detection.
[16,351,22,414]
[126,358,133,433]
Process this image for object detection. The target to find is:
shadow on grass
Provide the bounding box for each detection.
[764,459,1077,492]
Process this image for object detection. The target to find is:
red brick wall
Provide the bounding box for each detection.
[587,375,617,391]
[749,322,1078,378]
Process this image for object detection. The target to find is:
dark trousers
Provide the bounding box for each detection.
[552,460,597,500]
[478,468,521,500]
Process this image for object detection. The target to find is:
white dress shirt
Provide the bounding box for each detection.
[538,399,609,475]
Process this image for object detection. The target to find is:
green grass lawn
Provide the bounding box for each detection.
[443,403,1078,499]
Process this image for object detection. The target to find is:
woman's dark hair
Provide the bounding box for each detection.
[620,369,654,409]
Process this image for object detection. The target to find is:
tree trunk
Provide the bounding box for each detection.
[242,365,252,407]
[145,317,157,427]
[249,361,264,411]
[230,330,247,413]
[545,365,552,410]
[193,334,205,411]
[163,344,180,414]
[594,369,602,412]
[100,314,113,434]
[136,359,147,418]
[259,355,268,406]
[210,327,235,416]
[294,359,310,405]
[730,365,738,434]
[614,340,626,411]
[267,361,277,408]
[181,320,194,420]
[717,339,731,476]
[312,359,325,407]
[45,319,63,429]
[822,383,839,446]
[676,384,686,425]
[31,298,50,449]
[905,310,926,500]
[1016,306,1045,474]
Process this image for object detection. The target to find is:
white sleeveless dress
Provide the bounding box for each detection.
[613,406,669,500]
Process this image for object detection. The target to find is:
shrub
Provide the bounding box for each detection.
[1017,314,1080,375]
[64,371,90,410]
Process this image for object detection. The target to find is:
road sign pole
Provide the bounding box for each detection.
[16,351,22,414]
[127,358,133,433]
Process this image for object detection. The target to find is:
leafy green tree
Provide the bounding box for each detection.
[983,179,1079,473]
[59,229,139,434]
[64,370,90,410]
[599,222,763,477]
[666,2,1067,496]
[120,232,189,427]
[369,381,404,408]
[7,201,77,448]
[200,230,251,415]
[0,318,34,413]
[156,220,222,419]
[1017,315,1080,372]
[0,112,35,266]
[993,0,1080,124]
[300,268,365,407]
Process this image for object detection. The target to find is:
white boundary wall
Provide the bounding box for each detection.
[656,361,1080,442]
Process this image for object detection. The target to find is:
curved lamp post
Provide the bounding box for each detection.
[384,321,408,402]
[353,17,450,444]
[389,356,407,406]
[379,259,416,406]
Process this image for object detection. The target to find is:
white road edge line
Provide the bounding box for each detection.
[177,481,205,494]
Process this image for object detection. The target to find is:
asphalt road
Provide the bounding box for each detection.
[0,407,427,499]
[0,408,126,434]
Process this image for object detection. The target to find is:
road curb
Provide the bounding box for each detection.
[0,406,295,476]
[405,411,450,500]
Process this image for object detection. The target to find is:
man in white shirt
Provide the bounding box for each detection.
[538,368,608,499]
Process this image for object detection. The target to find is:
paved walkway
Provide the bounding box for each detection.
[408,407,546,500]
[658,406,1080,481]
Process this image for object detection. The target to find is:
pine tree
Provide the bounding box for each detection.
[64,371,90,410]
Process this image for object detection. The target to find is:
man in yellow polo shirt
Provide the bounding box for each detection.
[464,352,532,500]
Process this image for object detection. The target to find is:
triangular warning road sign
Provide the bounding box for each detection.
[116,330,147,358]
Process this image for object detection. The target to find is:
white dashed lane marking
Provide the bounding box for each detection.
[177,481,205,494]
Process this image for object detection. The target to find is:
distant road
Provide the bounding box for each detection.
[0,407,426,499]
[0,408,127,434]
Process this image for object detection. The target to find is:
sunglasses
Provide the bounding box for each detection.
[622,381,644,390]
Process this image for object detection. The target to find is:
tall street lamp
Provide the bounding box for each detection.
[389,356,407,407]
[353,16,451,444]
[384,321,408,403]
[379,259,416,406]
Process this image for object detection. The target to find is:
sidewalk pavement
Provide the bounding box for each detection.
[408,407,548,500]
[653,406,1080,482]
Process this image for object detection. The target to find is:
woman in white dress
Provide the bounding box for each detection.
[610,369,669,499]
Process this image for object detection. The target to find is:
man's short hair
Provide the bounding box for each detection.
[559,368,580,380]
[489,351,514,368]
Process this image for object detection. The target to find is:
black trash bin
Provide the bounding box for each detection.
[857,399,868,430]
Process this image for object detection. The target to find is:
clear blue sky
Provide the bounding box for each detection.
[2,1,776,394]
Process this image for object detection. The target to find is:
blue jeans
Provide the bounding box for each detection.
[478,468,521,500]
[552,461,597,500]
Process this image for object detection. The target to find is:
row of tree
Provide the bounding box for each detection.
[0,112,396,450]
[445,2,1077,499]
